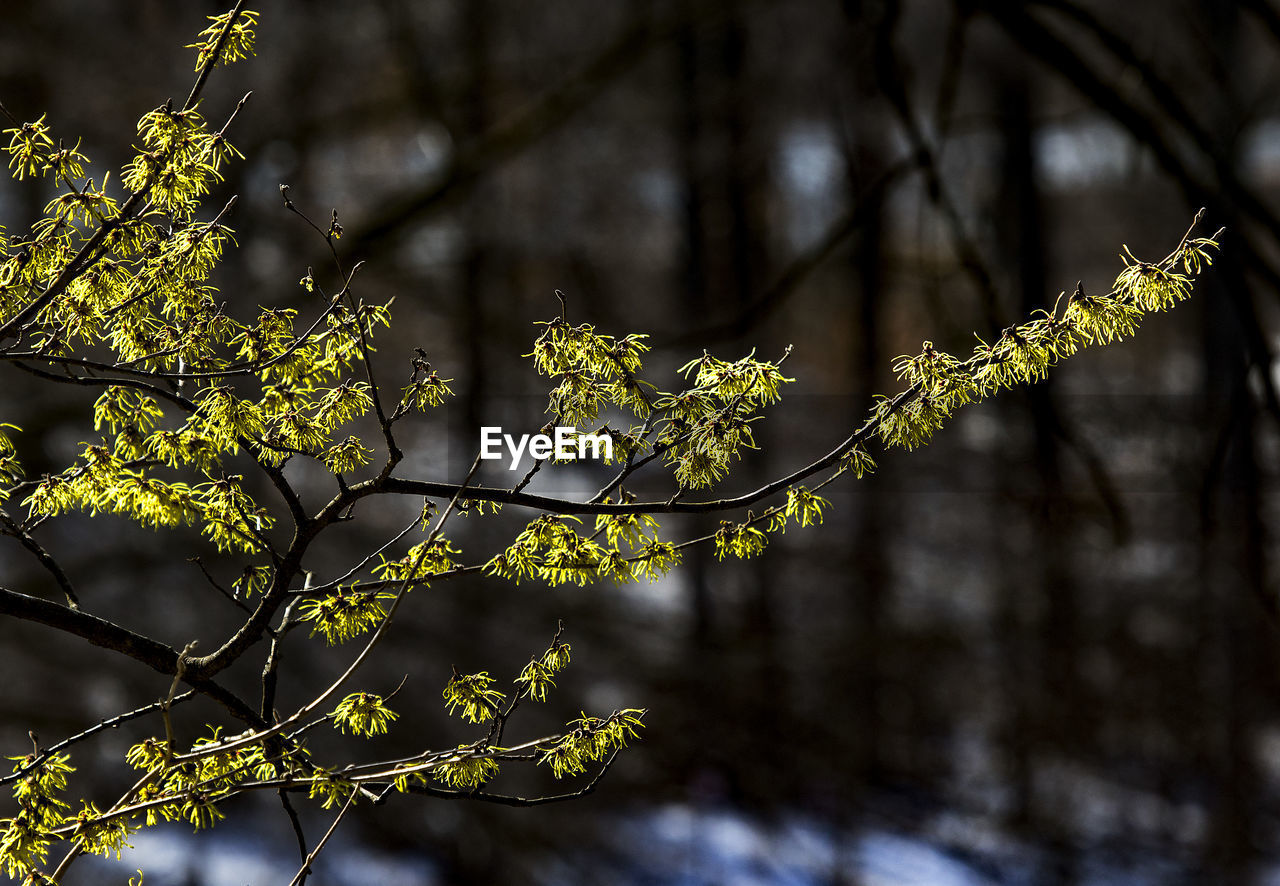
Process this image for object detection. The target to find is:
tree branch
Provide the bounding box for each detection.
[0,586,265,727]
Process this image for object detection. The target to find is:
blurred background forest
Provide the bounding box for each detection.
[3,0,1280,883]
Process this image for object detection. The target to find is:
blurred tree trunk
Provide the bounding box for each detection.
[453,11,499,882]
[674,0,784,802]
[720,9,787,797]
[460,0,494,438]
[840,0,891,808]
[988,61,1038,858]
[1192,2,1266,881]
[834,13,894,886]
[677,0,716,653]
[1197,231,1264,885]
[995,62,1081,884]
[673,3,728,803]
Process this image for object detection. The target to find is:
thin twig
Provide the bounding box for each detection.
[0,508,81,608]
[0,692,194,788]
[286,791,356,886]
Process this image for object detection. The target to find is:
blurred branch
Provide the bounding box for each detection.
[1239,0,1280,49]
[1052,417,1131,546]
[875,0,1006,331]
[1029,0,1220,147]
[343,0,737,257]
[0,585,265,727]
[1198,372,1280,628]
[663,158,912,346]
[932,3,972,148]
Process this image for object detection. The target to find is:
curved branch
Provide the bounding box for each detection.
[0,586,264,727]
[376,392,895,515]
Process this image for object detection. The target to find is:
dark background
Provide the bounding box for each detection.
[3,0,1280,883]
